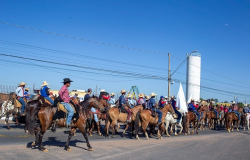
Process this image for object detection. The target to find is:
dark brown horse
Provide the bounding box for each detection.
[198,105,208,130]
[26,97,105,152]
[134,104,174,140]
[225,111,240,132]
[185,111,200,135]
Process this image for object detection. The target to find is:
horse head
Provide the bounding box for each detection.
[162,103,174,113]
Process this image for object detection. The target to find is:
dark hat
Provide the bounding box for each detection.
[62,78,73,83]
[87,88,92,92]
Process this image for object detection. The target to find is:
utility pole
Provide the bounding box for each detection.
[168,53,171,99]
[95,85,97,96]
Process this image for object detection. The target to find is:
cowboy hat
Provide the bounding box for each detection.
[62,78,73,83]
[191,98,194,102]
[18,82,27,86]
[165,96,168,99]
[145,95,150,100]
[127,94,132,98]
[111,93,115,96]
[41,81,49,86]
[25,88,29,91]
[150,92,156,97]
[171,95,176,99]
[100,89,106,93]
[139,93,144,98]
[120,89,126,94]
[232,101,235,104]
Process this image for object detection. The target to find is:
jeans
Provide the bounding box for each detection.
[173,107,182,123]
[91,107,99,122]
[214,110,218,118]
[19,98,26,114]
[153,108,162,123]
[234,111,240,121]
[193,110,200,120]
[61,102,74,125]
[44,96,54,105]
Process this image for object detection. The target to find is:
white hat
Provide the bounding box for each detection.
[232,101,235,104]
[41,81,49,86]
[165,96,168,99]
[191,99,194,102]
[171,95,176,99]
[111,93,115,96]
[150,92,156,97]
[100,89,106,93]
[18,82,27,86]
[120,89,126,94]
[145,95,150,100]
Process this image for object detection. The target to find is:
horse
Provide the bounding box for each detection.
[105,103,144,138]
[238,107,246,130]
[165,108,185,137]
[134,104,174,140]
[197,105,208,130]
[246,113,250,130]
[26,97,105,152]
[206,108,219,130]
[0,93,28,131]
[185,110,200,135]
[225,111,240,132]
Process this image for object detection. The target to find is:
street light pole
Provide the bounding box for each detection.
[168,53,171,99]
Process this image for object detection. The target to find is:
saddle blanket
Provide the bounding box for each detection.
[57,102,76,113]
[14,99,22,108]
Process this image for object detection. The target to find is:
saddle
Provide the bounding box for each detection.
[57,102,76,114]
[148,109,156,117]
[189,111,198,120]
[172,113,178,119]
[14,99,22,108]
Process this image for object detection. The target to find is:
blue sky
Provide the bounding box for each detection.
[0,0,250,103]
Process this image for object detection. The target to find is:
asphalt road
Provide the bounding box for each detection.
[0,120,250,160]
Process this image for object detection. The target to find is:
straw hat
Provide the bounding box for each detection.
[145,95,150,100]
[150,92,156,97]
[111,93,115,96]
[18,82,27,86]
[120,89,126,94]
[171,95,176,99]
[127,94,132,98]
[25,88,29,91]
[139,93,144,98]
[100,89,106,93]
[41,81,49,86]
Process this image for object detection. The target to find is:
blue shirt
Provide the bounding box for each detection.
[148,98,156,109]
[84,94,90,101]
[24,91,29,99]
[119,95,126,108]
[188,103,196,111]
[40,86,49,97]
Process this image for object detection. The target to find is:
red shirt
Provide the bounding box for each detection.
[103,95,110,100]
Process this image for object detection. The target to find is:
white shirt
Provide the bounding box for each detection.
[109,96,116,105]
[16,87,24,97]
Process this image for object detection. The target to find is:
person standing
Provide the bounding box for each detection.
[40,81,54,105]
[15,82,27,116]
[58,78,75,128]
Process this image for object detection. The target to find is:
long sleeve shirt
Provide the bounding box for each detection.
[119,95,126,108]
[108,96,116,104]
[24,91,29,98]
[137,98,145,105]
[159,100,166,108]
[59,85,70,103]
[16,87,24,97]
[188,103,196,111]
[103,95,110,100]
[84,94,90,101]
[148,98,156,109]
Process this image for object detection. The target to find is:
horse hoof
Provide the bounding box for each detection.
[67,148,71,151]
[160,137,163,139]
[88,148,93,151]
[31,141,36,146]
[89,134,92,137]
[197,132,199,135]
[99,134,102,136]
[112,136,115,138]
[175,134,178,136]
[167,135,171,137]
[185,133,187,136]
[8,128,13,130]
[178,132,181,135]
[43,149,48,152]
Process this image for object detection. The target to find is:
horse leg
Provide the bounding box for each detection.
[88,121,95,136]
[110,121,116,138]
[5,113,12,130]
[78,124,93,151]
[157,126,162,139]
[142,122,149,140]
[31,127,40,147]
[15,111,20,125]
[178,123,183,135]
[131,121,135,138]
[165,121,170,137]
[237,121,240,132]
[97,122,102,136]
[122,124,130,138]
[65,130,74,151]
[191,121,195,134]
[170,124,173,134]
[38,131,47,152]
[174,124,178,136]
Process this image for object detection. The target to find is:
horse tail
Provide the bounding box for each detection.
[135,111,141,136]
[26,101,41,135]
[182,113,187,134]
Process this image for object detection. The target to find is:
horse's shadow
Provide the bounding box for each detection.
[26,137,88,151]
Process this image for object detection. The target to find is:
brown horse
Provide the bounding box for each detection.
[134,104,174,140]
[26,97,105,152]
[105,104,144,138]
[238,107,246,130]
[225,111,240,132]
[207,108,219,130]
[185,111,200,135]
[198,105,208,130]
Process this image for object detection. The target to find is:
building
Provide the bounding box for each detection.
[186,52,201,102]
[50,89,87,102]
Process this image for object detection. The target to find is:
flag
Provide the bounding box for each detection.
[176,82,188,112]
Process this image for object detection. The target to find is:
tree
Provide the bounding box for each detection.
[238,102,244,108]
[200,98,204,101]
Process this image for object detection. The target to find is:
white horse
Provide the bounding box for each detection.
[246,113,250,131]
[0,100,16,130]
[165,109,185,137]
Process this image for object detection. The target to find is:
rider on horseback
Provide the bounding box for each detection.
[158,96,166,108]
[210,101,218,118]
[137,93,145,105]
[127,94,136,108]
[59,78,75,128]
[170,95,182,124]
[119,89,132,123]
[232,102,240,121]
[24,88,29,99]
[188,99,200,121]
[148,92,162,125]
[84,88,92,101]
[15,82,27,115]
[40,81,54,105]
[108,93,116,107]
[99,89,110,100]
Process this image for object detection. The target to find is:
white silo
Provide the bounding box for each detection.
[186,52,201,102]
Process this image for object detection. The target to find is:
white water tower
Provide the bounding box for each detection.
[186,52,201,102]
